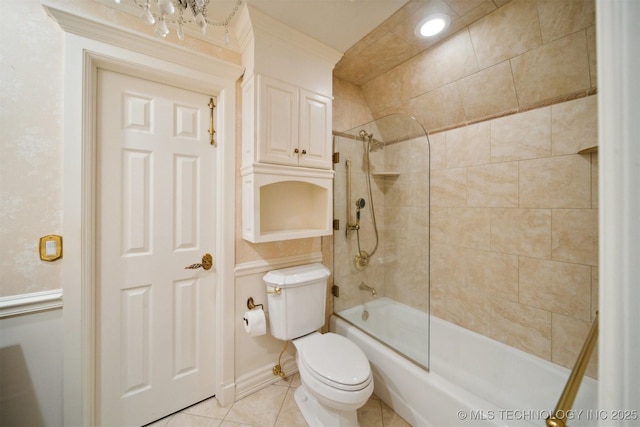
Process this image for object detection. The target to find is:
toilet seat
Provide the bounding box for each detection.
[298,333,372,392]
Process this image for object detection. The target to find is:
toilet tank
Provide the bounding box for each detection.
[264,263,330,341]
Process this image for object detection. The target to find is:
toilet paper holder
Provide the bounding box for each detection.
[246,297,263,311]
[245,297,263,326]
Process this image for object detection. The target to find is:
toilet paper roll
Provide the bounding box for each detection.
[243,309,266,337]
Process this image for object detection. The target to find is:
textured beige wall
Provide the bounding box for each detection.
[332,0,598,377]
[0,0,241,298]
[0,0,65,297]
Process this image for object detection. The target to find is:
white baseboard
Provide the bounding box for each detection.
[234,356,298,401]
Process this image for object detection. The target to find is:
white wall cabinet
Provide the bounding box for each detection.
[249,74,332,170]
[241,73,335,243]
[236,5,341,243]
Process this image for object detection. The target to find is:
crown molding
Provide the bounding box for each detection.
[42,1,243,81]
[234,4,343,68]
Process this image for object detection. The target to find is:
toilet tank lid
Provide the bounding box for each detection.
[263,263,330,287]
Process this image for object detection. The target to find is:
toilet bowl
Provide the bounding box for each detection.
[264,263,373,427]
[293,332,373,426]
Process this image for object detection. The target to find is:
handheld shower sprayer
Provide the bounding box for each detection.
[355,198,365,222]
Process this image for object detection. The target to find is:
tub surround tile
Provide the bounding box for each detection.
[551,95,598,155]
[431,168,467,207]
[427,132,447,170]
[457,61,519,122]
[536,0,595,44]
[491,297,552,360]
[551,313,598,379]
[446,121,491,168]
[407,83,465,131]
[519,155,591,209]
[490,208,551,258]
[490,106,551,162]
[586,26,597,88]
[591,267,599,321]
[469,0,542,70]
[409,30,479,95]
[510,31,591,106]
[519,257,591,321]
[467,162,519,207]
[591,153,598,209]
[465,248,519,301]
[551,209,598,266]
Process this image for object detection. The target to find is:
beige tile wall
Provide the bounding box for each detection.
[431,95,598,377]
[359,0,596,132]
[332,0,598,377]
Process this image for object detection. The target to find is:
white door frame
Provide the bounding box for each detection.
[44,4,243,425]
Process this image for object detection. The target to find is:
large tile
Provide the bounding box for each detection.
[408,30,479,95]
[223,385,288,427]
[536,0,596,44]
[381,399,412,427]
[491,297,552,360]
[551,95,598,155]
[464,248,519,301]
[551,209,598,266]
[274,388,307,427]
[490,106,551,162]
[166,413,222,427]
[490,208,551,258]
[511,31,590,106]
[457,61,519,121]
[357,395,384,427]
[586,25,597,87]
[467,162,519,207]
[407,83,465,131]
[551,313,598,379]
[519,257,591,320]
[427,131,447,170]
[519,155,591,209]
[445,121,491,168]
[469,0,542,69]
[431,168,467,207]
[182,397,231,420]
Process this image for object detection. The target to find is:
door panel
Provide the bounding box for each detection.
[97,69,216,426]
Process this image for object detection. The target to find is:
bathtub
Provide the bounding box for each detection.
[331,297,598,427]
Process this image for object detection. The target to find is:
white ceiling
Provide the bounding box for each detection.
[241,0,409,52]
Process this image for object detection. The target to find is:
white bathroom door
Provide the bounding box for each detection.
[96,69,217,426]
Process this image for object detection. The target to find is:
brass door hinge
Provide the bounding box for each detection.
[333,152,340,164]
[333,219,340,230]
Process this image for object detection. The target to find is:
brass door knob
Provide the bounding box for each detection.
[184,253,213,270]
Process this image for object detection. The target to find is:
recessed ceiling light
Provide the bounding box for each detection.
[416,13,451,38]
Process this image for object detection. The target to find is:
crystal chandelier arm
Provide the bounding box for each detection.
[117,0,242,42]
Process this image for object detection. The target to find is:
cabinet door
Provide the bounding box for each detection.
[299,90,332,169]
[258,76,299,166]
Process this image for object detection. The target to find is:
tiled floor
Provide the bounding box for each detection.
[147,373,411,427]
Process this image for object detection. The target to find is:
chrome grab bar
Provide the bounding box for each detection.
[546,311,599,427]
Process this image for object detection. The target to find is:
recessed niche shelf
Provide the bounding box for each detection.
[241,163,334,243]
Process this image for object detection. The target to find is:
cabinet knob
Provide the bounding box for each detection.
[293,148,299,154]
[301,149,307,155]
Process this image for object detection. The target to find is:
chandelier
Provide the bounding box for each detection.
[114,0,242,43]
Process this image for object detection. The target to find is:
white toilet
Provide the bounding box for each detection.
[264,263,373,427]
